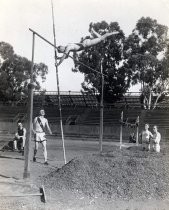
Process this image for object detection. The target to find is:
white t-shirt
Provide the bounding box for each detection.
[33,116,48,133]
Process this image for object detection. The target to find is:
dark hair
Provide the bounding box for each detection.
[39,109,45,114]
[57,46,65,53]
[17,120,22,124]
[153,125,158,130]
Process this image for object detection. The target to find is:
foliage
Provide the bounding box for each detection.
[124,17,169,109]
[0,42,48,102]
[72,21,132,103]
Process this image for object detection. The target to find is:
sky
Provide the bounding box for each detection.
[0,0,169,92]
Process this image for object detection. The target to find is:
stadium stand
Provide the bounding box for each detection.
[0,91,169,141]
[0,106,27,122]
[143,110,169,129]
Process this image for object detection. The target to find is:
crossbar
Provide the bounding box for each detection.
[29,28,106,77]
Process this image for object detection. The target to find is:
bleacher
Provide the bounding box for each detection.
[0,106,27,122]
[77,108,141,126]
[0,91,169,141]
[33,91,99,108]
[156,97,169,110]
[143,110,169,129]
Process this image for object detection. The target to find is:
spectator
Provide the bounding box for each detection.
[152,125,161,152]
[13,120,26,155]
[129,132,136,143]
[140,123,153,151]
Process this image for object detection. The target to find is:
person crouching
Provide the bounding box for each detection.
[13,120,26,155]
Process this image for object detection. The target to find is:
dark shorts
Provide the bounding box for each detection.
[14,137,23,142]
[75,43,85,50]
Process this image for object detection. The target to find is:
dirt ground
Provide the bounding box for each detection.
[0,138,169,210]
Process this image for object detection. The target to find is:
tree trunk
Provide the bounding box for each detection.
[143,96,148,109]
[152,92,164,110]
[148,87,152,110]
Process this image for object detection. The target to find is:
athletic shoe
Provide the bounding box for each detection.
[44,161,49,165]
[33,157,36,162]
[13,149,18,152]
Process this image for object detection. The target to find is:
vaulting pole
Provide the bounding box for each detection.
[99,59,104,153]
[136,116,139,146]
[51,0,66,164]
[23,32,35,178]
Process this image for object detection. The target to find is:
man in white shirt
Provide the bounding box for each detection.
[152,125,161,153]
[32,109,52,165]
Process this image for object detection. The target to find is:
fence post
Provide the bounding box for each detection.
[120,111,123,149]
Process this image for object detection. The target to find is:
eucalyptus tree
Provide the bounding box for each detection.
[72,21,131,103]
[124,17,169,109]
[0,42,48,103]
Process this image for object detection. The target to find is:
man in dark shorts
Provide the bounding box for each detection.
[57,24,118,66]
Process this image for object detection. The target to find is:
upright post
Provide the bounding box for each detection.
[136,116,139,146]
[99,59,104,153]
[120,111,123,149]
[23,32,35,179]
[51,0,66,164]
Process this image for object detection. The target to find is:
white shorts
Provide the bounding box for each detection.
[34,132,46,142]
[153,144,160,152]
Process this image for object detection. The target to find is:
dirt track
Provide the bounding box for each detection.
[0,138,169,210]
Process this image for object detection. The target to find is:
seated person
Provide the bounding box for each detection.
[129,132,136,143]
[13,120,26,153]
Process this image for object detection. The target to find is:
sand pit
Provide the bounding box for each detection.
[41,146,169,201]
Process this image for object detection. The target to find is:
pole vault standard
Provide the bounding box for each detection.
[26,12,67,167]
[99,58,104,153]
[120,111,123,149]
[23,32,35,178]
[136,116,139,146]
[119,112,139,149]
[51,0,66,164]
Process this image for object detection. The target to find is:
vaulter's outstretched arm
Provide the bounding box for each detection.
[90,27,101,38]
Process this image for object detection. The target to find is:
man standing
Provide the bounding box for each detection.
[13,120,26,155]
[32,109,52,165]
[140,123,153,151]
[152,125,161,152]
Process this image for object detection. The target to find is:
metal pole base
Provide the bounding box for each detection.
[23,171,30,179]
